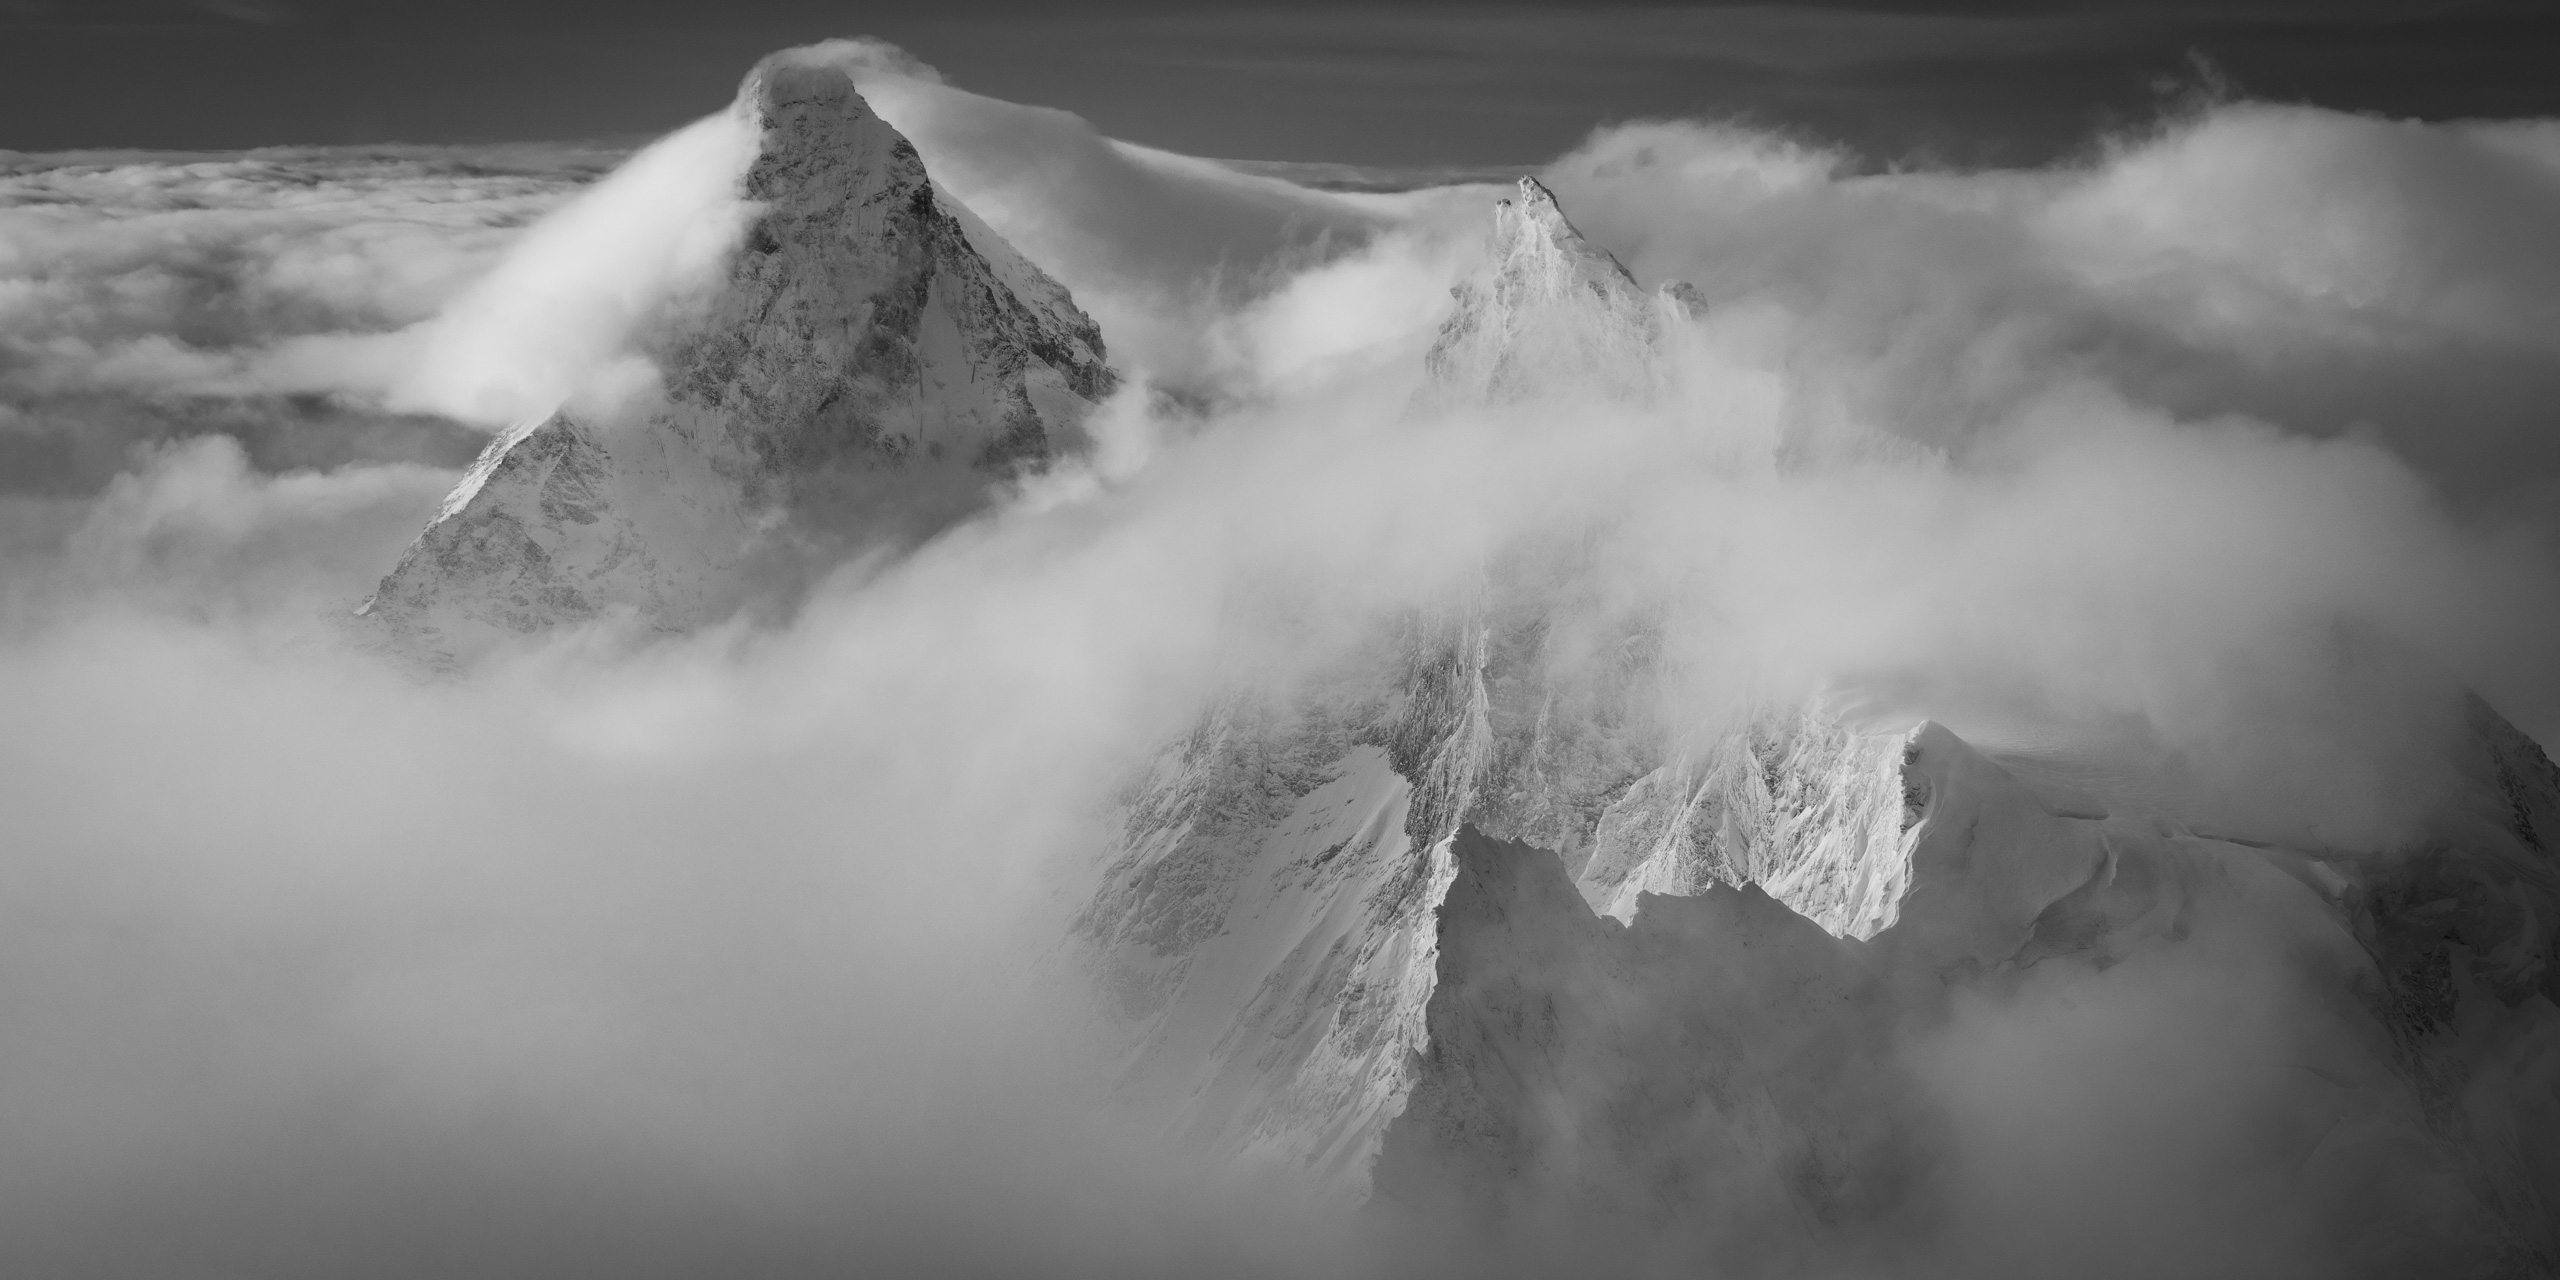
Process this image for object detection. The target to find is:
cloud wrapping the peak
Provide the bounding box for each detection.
[769,35,946,86]
[383,106,760,426]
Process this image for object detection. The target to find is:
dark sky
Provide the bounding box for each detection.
[4,0,2556,165]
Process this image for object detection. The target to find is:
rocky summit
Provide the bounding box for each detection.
[357,55,1115,664]
[1423,177,1695,404]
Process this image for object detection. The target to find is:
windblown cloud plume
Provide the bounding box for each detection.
[0,37,2555,1279]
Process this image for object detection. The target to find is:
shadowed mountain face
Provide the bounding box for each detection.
[357,56,1114,664]
[1372,705,2560,1276]
[1372,828,1910,1270]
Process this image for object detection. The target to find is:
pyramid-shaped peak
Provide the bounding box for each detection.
[1421,175,1666,399]
[358,46,1115,665]
[1494,176,1636,292]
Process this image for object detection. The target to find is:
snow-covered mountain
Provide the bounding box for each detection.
[357,55,1115,662]
[1075,178,2560,1271]
[1423,178,1695,404]
[1078,186,1912,1196]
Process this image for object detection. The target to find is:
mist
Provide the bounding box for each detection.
[2,37,2556,1279]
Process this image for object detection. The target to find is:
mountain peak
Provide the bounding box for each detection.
[1493,176,1637,299]
[1508,175,1566,221]
[733,57,918,207]
[358,52,1116,665]
[742,53,866,112]
[1422,176,1677,400]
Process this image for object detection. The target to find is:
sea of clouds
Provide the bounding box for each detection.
[1,36,2555,1279]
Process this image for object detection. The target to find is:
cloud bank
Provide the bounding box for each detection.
[0,142,616,493]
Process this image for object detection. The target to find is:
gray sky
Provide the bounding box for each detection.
[4,1,2556,163]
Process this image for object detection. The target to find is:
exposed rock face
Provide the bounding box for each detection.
[359,57,1114,663]
[1570,703,1916,931]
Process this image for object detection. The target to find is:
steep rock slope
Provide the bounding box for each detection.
[358,56,1114,662]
